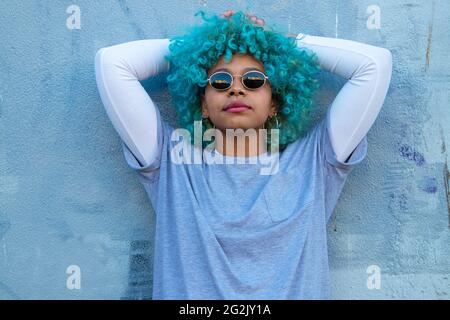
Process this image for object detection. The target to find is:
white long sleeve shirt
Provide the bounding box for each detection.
[94,34,392,167]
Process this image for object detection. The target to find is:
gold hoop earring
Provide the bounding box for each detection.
[204,116,215,129]
[202,107,215,129]
[266,113,279,129]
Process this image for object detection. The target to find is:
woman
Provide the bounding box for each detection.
[95,9,392,299]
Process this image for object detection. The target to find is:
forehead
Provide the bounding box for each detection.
[208,53,265,75]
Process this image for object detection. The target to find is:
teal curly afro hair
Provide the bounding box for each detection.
[164,9,321,152]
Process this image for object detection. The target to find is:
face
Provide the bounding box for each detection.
[201,53,277,131]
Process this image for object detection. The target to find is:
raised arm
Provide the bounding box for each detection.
[295,33,393,163]
[94,38,170,168]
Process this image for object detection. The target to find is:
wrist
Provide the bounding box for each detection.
[296,33,307,41]
[285,32,298,38]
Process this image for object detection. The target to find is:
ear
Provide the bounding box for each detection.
[269,100,278,116]
[201,95,209,117]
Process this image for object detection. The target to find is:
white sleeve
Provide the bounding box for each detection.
[94,38,171,168]
[296,33,393,163]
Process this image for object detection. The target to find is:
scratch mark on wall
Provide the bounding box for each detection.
[0,94,3,118]
[438,123,449,226]
[403,3,419,7]
[440,125,446,155]
[425,0,435,72]
[0,220,11,241]
[117,0,152,39]
[288,14,292,33]
[2,241,7,270]
[331,214,337,232]
[335,0,339,38]
[444,160,450,228]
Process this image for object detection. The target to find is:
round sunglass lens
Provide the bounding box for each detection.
[243,71,265,89]
[210,72,232,90]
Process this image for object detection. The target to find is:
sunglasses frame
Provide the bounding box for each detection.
[206,70,269,91]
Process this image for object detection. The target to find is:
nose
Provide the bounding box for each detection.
[227,77,245,96]
[228,88,245,96]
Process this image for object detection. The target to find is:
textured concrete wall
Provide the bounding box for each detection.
[0,0,449,299]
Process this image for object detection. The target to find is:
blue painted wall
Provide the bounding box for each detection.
[0,0,449,299]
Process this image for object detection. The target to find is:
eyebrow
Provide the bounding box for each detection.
[210,66,263,74]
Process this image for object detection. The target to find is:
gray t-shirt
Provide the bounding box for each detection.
[121,107,368,299]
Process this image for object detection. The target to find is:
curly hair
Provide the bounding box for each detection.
[164,9,321,152]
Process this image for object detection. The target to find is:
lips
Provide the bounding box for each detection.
[223,101,251,111]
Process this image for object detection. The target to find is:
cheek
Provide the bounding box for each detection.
[203,91,226,113]
[256,89,274,106]
[204,91,218,106]
[205,87,219,99]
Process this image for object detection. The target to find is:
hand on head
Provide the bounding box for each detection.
[220,9,265,27]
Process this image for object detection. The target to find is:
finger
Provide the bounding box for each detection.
[221,10,231,17]
[256,18,265,26]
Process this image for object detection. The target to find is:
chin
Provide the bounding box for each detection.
[222,123,260,131]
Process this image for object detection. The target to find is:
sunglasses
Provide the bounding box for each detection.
[206,70,269,91]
